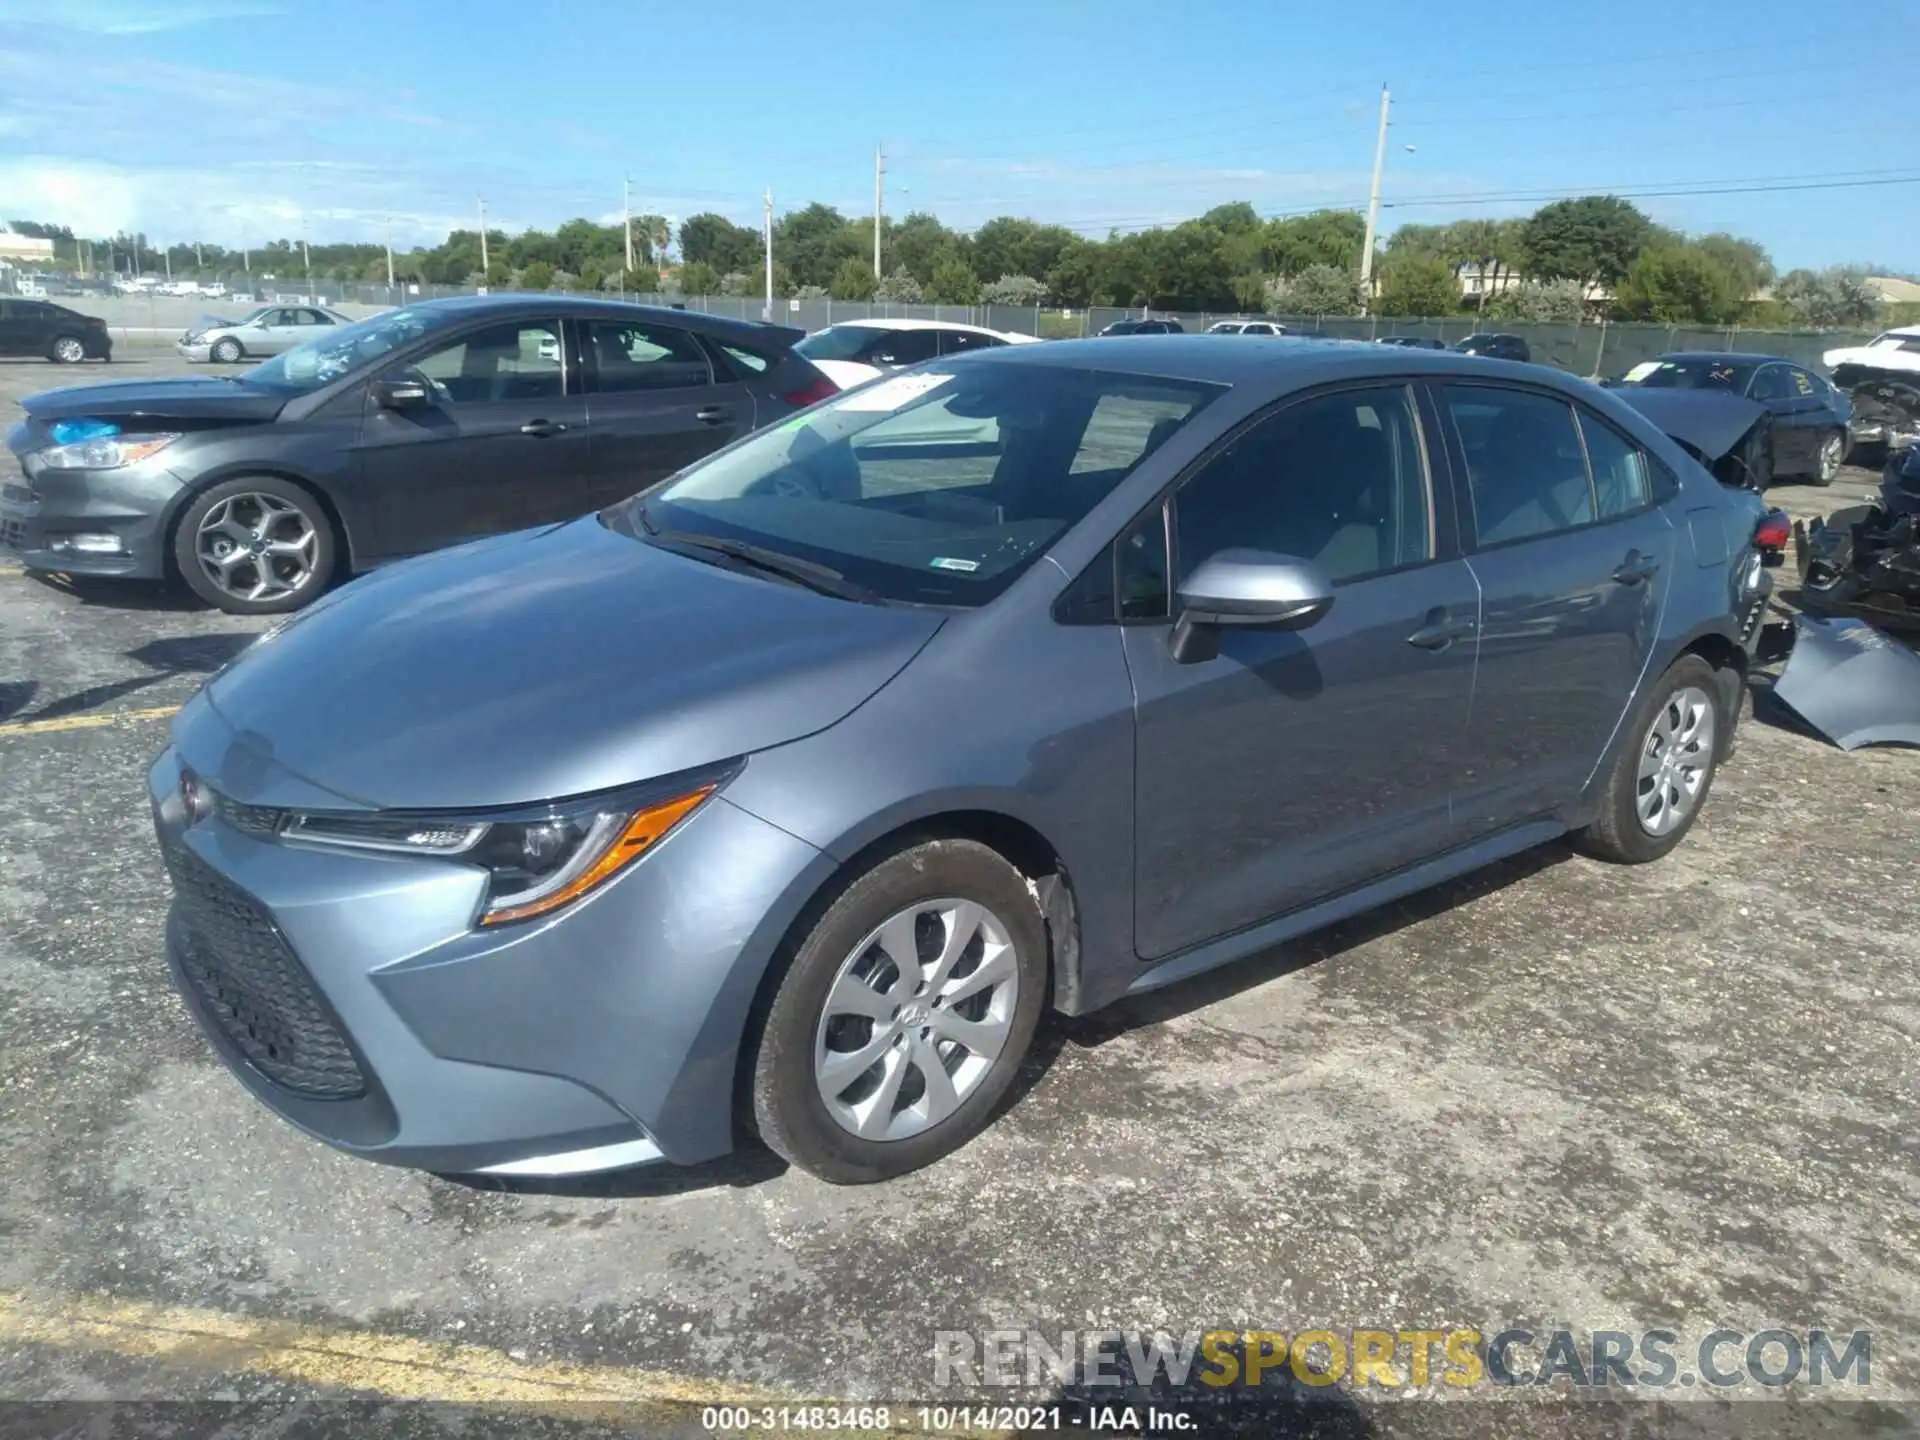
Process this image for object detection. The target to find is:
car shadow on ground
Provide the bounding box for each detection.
[0,632,255,723]
[24,569,207,613]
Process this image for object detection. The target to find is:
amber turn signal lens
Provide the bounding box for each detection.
[479,786,714,926]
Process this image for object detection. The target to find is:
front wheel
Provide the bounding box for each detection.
[1813,429,1845,486]
[211,336,244,364]
[172,477,336,615]
[750,839,1048,1183]
[1575,655,1726,864]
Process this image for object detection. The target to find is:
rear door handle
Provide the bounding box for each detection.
[1406,607,1475,651]
[1613,551,1660,585]
[519,419,567,437]
[694,406,731,425]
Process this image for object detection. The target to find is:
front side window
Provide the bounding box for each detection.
[1748,366,1789,402]
[409,321,564,403]
[583,320,710,393]
[1175,386,1432,585]
[1442,384,1593,545]
[622,361,1219,606]
[1578,411,1650,518]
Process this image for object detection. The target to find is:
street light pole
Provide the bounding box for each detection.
[1358,83,1391,297]
[624,174,634,274]
[385,213,395,289]
[763,187,774,323]
[873,144,884,279]
[478,198,489,284]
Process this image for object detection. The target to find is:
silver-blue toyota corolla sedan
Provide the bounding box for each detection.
[150,337,1776,1184]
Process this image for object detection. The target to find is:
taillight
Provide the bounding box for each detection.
[781,375,837,408]
[1754,509,1791,551]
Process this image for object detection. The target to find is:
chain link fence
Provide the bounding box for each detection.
[57,282,1879,379]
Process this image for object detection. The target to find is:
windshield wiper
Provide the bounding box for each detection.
[646,525,882,605]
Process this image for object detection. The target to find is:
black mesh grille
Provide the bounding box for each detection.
[162,837,367,1099]
[0,518,26,549]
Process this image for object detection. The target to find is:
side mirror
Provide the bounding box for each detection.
[371,377,431,410]
[1170,549,1334,663]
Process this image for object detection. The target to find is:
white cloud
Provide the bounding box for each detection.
[0,0,279,33]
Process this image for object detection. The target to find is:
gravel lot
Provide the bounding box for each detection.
[1,353,1917,1436]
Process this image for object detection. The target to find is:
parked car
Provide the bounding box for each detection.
[1378,336,1448,350]
[1819,326,1920,460]
[1099,318,1185,335]
[3,296,837,613]
[1613,352,1853,485]
[147,337,1775,1185]
[176,305,354,363]
[1452,332,1531,363]
[0,298,113,363]
[1207,320,1290,336]
[793,319,1037,392]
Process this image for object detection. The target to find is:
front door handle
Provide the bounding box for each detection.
[1406,607,1475,651]
[519,419,567,437]
[1613,550,1660,585]
[694,407,731,425]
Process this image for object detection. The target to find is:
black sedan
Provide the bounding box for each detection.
[1452,332,1531,363]
[1378,336,1449,349]
[1612,352,1853,485]
[0,295,836,613]
[0,297,113,363]
[1098,317,1186,335]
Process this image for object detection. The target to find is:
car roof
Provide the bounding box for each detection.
[958,333,1574,389]
[824,317,1002,334]
[367,292,801,343]
[1657,351,1788,365]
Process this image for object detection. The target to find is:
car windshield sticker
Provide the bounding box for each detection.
[837,372,953,412]
[930,557,980,573]
[1623,362,1660,382]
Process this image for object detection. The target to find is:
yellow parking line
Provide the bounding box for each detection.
[0,1287,788,1406]
[0,704,180,738]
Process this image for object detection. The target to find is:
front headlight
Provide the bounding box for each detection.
[38,432,180,471]
[275,778,726,926]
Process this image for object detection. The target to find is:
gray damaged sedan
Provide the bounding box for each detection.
[177,303,352,363]
[151,338,1778,1183]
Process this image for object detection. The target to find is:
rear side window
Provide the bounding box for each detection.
[583,320,711,393]
[1577,411,1650,518]
[1441,384,1593,545]
[717,343,769,375]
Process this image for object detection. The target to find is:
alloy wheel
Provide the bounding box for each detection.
[194,492,321,604]
[1818,432,1844,483]
[813,898,1020,1142]
[1636,686,1715,837]
[52,337,84,363]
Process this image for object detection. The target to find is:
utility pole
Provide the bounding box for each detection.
[478,198,489,283]
[763,187,774,323]
[623,174,634,273]
[1358,83,1391,296]
[301,217,312,300]
[873,144,884,278]
[384,214,395,288]
[164,247,172,282]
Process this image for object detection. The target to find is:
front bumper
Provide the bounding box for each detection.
[175,340,215,362]
[147,731,830,1176]
[0,453,180,579]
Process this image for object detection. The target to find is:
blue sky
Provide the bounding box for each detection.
[1,0,1914,271]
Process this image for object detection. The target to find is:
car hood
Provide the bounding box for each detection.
[19,376,287,425]
[191,516,946,810]
[1824,343,1920,373]
[1612,388,1767,464]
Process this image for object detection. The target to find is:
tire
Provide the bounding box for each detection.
[1575,655,1726,864]
[1812,428,1845,487]
[211,336,244,364]
[750,838,1048,1183]
[171,476,337,615]
[49,335,86,364]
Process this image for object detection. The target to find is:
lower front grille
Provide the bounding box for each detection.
[162,838,367,1099]
[0,518,26,549]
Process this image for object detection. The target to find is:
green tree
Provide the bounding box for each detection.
[887,212,967,284]
[875,266,924,302]
[678,260,722,296]
[519,260,555,291]
[926,256,981,304]
[1272,262,1362,316]
[1775,266,1881,328]
[1374,255,1459,317]
[830,256,878,300]
[1484,279,1587,323]
[774,203,863,289]
[1045,238,1110,307]
[1694,234,1774,299]
[1613,245,1743,324]
[1519,195,1651,291]
[678,213,761,273]
[1264,210,1366,277]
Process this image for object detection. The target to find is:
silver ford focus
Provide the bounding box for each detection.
[150,338,1775,1184]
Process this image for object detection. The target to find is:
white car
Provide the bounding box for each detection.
[1822,325,1920,374]
[1206,319,1291,336]
[792,318,1040,392]
[1823,326,1920,453]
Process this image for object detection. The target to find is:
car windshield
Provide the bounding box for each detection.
[793,326,888,363]
[1620,358,1756,391]
[611,360,1219,606]
[241,307,453,394]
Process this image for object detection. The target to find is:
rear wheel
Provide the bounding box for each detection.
[1813,429,1844,486]
[1576,655,1725,864]
[172,477,336,615]
[49,335,86,364]
[750,838,1048,1183]
[211,336,244,363]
